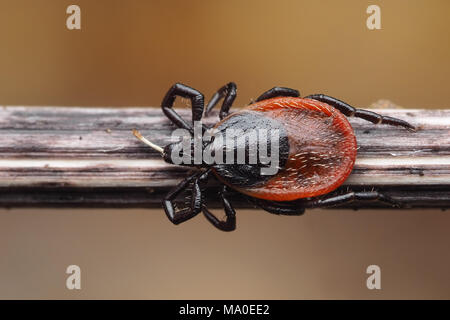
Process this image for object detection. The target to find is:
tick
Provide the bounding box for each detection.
[133,83,414,231]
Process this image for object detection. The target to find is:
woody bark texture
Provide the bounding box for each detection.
[0,104,448,209]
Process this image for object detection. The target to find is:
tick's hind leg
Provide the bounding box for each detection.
[251,189,400,215]
[305,94,415,130]
[202,186,236,231]
[205,82,237,120]
[304,190,401,208]
[161,83,205,134]
[255,87,300,102]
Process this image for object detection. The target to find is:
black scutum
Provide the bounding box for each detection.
[210,111,289,188]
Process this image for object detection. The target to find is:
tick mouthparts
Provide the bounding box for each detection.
[132,129,164,154]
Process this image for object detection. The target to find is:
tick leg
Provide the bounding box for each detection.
[252,190,399,214]
[163,171,204,225]
[255,87,300,102]
[251,197,305,216]
[305,94,415,130]
[304,190,401,208]
[161,83,205,134]
[202,186,236,231]
[205,82,237,120]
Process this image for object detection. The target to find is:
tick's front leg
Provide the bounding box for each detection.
[163,171,204,225]
[161,83,205,134]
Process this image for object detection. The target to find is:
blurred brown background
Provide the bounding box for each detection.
[0,0,449,299]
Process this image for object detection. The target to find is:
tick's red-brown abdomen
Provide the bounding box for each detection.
[231,97,357,201]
